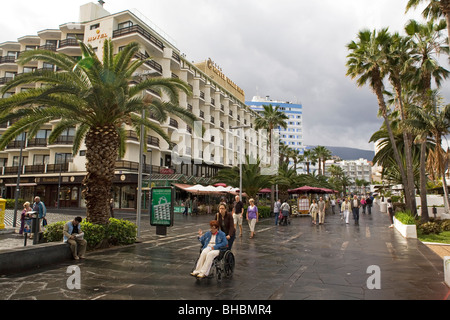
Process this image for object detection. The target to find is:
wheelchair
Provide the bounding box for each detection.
[192,248,235,281]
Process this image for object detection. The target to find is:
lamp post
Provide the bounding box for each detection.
[230,125,250,199]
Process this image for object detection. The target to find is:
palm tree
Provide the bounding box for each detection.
[346,28,416,214]
[312,146,331,175]
[0,39,195,225]
[213,155,272,201]
[254,104,289,207]
[254,104,289,156]
[406,98,450,218]
[273,161,298,201]
[406,0,450,43]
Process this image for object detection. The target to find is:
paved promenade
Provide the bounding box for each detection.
[0,204,449,301]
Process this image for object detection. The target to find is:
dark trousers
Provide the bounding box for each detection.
[352,207,360,224]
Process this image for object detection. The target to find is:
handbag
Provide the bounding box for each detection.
[42,217,48,226]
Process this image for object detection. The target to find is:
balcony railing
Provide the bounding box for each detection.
[133,52,162,73]
[169,118,178,129]
[113,25,164,50]
[0,56,16,64]
[58,38,80,49]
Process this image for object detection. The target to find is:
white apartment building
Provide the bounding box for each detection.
[0,2,269,209]
[325,158,372,193]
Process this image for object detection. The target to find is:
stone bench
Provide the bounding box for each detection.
[0,242,72,276]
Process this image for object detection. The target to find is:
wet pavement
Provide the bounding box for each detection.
[0,204,449,300]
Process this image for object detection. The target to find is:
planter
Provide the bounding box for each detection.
[393,216,417,239]
[445,257,450,288]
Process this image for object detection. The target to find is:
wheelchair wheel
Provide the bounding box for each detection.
[223,251,235,278]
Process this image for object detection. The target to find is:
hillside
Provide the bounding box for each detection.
[306,146,374,161]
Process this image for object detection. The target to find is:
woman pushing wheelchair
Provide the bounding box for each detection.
[191,220,228,278]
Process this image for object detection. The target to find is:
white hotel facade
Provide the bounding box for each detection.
[0,2,269,209]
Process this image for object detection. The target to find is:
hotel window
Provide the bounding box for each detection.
[33,154,49,165]
[23,67,36,73]
[25,45,38,51]
[90,23,100,30]
[55,153,73,164]
[0,158,7,167]
[45,40,58,47]
[118,21,133,29]
[13,156,28,166]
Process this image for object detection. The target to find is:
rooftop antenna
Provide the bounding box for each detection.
[98,0,105,7]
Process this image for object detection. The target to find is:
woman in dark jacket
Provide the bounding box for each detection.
[215,203,236,250]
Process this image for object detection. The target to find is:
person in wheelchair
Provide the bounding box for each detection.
[191,220,228,279]
[215,203,235,250]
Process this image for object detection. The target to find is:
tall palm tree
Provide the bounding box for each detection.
[312,146,331,175]
[254,104,289,206]
[406,98,450,218]
[406,0,450,43]
[0,39,195,225]
[346,28,416,214]
[254,104,289,156]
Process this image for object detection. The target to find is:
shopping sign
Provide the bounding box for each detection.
[150,187,174,227]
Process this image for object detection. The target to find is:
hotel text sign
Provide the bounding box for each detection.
[206,58,245,98]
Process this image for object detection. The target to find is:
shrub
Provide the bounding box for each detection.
[80,220,107,249]
[395,210,416,225]
[43,221,66,242]
[440,220,450,232]
[107,218,137,245]
[418,221,441,235]
[44,218,137,249]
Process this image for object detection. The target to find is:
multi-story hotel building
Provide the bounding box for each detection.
[0,2,268,209]
[246,95,304,171]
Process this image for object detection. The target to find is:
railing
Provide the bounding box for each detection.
[112,25,164,50]
[47,163,69,173]
[169,118,178,128]
[0,56,16,64]
[147,136,159,147]
[133,52,163,73]
[58,38,79,49]
[27,138,48,147]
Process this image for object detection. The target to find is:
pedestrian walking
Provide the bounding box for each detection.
[215,203,236,250]
[183,197,190,216]
[366,195,373,214]
[331,198,336,214]
[361,197,366,214]
[309,199,318,225]
[387,198,394,228]
[341,198,351,224]
[232,195,244,237]
[246,198,258,239]
[280,199,290,226]
[318,197,326,225]
[109,198,115,218]
[274,199,281,225]
[192,197,199,215]
[351,195,360,225]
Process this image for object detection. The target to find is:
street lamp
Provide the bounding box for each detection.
[229,125,251,200]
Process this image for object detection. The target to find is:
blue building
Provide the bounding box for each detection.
[246,96,304,171]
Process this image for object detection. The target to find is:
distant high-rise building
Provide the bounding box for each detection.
[246,95,304,170]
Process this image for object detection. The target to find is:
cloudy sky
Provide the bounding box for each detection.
[2,0,449,151]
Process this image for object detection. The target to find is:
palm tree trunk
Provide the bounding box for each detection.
[372,75,413,213]
[419,141,429,222]
[83,125,120,225]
